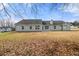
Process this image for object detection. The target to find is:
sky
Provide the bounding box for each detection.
[0,3,79,22]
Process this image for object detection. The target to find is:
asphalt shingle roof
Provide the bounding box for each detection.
[15,19,66,25]
[16,19,42,25]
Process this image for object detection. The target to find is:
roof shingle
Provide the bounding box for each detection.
[15,19,67,25]
[16,19,42,25]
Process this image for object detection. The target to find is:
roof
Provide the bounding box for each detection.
[42,21,51,25]
[53,21,64,25]
[42,21,64,25]
[15,19,42,25]
[15,19,68,25]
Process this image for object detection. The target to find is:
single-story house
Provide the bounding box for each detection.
[15,19,71,31]
[0,27,12,32]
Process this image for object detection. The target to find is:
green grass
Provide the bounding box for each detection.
[0,32,15,40]
[0,32,12,36]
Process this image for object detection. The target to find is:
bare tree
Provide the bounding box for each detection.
[0,19,6,27]
[5,19,15,28]
[0,3,15,28]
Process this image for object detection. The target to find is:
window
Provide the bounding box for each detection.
[22,26,24,30]
[45,26,49,29]
[30,26,32,29]
[35,25,40,30]
[54,26,56,29]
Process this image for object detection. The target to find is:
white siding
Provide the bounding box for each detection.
[42,25,62,31]
[42,25,50,31]
[48,25,62,31]
[16,24,42,31]
[44,25,71,31]
[63,24,71,30]
[53,25,62,30]
[15,23,71,31]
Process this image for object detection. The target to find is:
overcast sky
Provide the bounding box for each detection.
[0,3,79,22]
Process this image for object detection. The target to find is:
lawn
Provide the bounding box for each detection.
[0,31,79,56]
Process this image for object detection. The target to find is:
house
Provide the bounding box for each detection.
[0,27,12,32]
[15,19,71,31]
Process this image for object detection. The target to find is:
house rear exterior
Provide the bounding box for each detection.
[0,27,12,32]
[15,19,71,31]
[15,19,42,31]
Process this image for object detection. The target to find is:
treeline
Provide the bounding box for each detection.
[71,21,79,26]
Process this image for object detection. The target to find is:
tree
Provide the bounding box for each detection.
[72,21,79,26]
[0,19,6,27]
[5,19,14,27]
